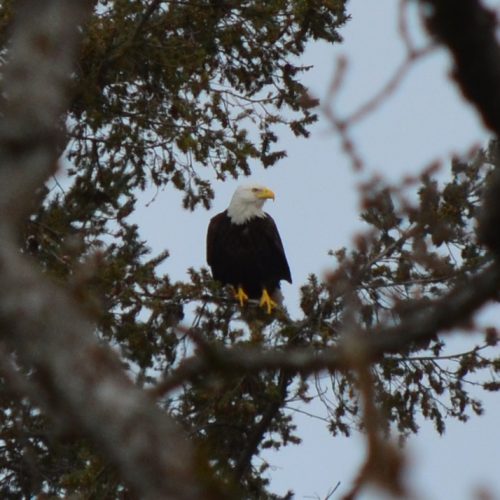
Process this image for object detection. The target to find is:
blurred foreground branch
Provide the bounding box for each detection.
[422,0,500,134]
[153,260,500,395]
[0,2,206,498]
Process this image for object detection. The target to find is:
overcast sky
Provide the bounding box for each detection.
[129,1,500,498]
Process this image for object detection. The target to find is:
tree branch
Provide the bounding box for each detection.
[0,2,208,498]
[422,0,500,134]
[233,371,292,480]
[152,261,500,394]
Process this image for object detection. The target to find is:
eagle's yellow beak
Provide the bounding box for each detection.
[257,187,275,201]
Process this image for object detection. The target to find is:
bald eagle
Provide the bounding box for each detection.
[206,184,291,313]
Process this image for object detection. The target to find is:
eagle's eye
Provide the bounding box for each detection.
[251,188,259,193]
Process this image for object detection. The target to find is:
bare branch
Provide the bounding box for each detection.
[323,57,365,171]
[344,44,434,127]
[341,364,405,499]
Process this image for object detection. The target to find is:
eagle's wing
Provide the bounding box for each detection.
[262,214,292,283]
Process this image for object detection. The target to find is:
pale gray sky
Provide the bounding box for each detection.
[130,1,500,498]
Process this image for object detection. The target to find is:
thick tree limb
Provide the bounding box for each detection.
[422,0,500,134]
[0,1,85,223]
[0,238,204,499]
[0,2,206,498]
[153,262,500,393]
[479,154,500,254]
[420,0,500,308]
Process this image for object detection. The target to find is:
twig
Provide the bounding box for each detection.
[344,45,435,127]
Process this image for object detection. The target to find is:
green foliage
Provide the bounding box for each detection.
[307,142,500,439]
[68,0,347,210]
[0,1,348,497]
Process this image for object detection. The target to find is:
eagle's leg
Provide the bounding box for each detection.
[259,288,278,314]
[234,286,249,307]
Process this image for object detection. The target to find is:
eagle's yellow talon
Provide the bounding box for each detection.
[234,286,249,307]
[259,289,277,314]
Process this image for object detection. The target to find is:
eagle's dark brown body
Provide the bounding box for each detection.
[206,210,291,299]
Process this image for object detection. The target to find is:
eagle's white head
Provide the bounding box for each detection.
[227,184,275,225]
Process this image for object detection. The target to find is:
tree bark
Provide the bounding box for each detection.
[0,2,205,498]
